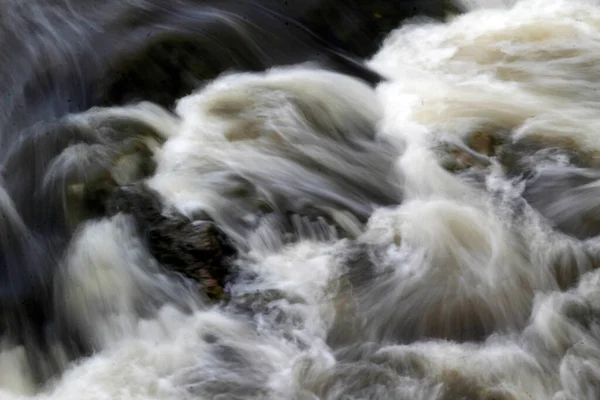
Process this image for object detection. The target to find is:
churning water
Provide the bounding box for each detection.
[2,0,600,399]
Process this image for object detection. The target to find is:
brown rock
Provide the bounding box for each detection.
[106,184,237,299]
[469,130,496,156]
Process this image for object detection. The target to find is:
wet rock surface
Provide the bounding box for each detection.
[107,185,237,299]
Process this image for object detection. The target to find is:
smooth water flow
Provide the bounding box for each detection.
[3,0,600,399]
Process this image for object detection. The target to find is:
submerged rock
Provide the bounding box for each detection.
[494,135,600,239]
[438,129,506,173]
[107,184,237,299]
[469,131,495,156]
[439,128,600,240]
[497,135,600,177]
[522,167,600,240]
[438,128,600,177]
[438,142,492,172]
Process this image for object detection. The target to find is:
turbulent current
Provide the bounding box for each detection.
[3,0,600,399]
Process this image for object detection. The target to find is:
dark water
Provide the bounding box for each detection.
[0,0,454,134]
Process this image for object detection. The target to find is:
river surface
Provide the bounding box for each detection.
[2,0,600,399]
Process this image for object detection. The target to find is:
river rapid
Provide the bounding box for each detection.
[2,0,600,399]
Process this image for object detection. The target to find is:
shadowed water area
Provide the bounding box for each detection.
[2,0,600,399]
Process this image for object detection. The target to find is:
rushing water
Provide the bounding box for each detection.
[3,0,600,399]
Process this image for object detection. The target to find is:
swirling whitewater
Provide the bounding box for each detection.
[3,0,600,399]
